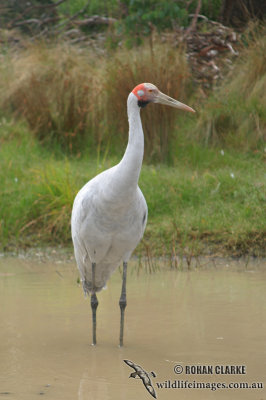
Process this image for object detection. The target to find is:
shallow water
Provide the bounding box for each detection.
[0,257,265,400]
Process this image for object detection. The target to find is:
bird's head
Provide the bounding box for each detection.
[132,83,195,113]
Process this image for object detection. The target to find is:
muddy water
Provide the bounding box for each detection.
[0,258,265,400]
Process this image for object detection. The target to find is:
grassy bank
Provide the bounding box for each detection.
[0,118,264,256]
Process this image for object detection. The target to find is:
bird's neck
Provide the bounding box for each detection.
[115,93,144,192]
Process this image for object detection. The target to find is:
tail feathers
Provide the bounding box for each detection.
[79,260,120,296]
[82,279,105,295]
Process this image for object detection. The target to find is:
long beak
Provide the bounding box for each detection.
[154,91,195,113]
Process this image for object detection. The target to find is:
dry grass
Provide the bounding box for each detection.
[194,26,266,150]
[1,40,191,161]
[3,43,103,152]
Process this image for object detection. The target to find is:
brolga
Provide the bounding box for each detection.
[71,83,195,346]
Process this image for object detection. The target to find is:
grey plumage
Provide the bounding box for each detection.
[71,83,194,345]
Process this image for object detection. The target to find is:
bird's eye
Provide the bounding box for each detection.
[148,89,153,93]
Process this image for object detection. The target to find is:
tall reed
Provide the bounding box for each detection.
[194,27,266,150]
[1,41,191,161]
[4,43,103,152]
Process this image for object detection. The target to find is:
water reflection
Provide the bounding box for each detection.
[78,373,111,400]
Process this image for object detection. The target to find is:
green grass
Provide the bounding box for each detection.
[58,0,119,17]
[58,0,223,28]
[0,118,264,256]
[140,150,265,256]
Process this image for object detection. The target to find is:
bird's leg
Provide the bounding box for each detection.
[90,262,98,345]
[119,261,128,347]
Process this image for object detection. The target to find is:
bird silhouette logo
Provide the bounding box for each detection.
[124,359,157,398]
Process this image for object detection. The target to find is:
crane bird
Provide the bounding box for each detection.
[71,83,195,346]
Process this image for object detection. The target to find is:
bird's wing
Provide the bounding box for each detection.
[137,186,148,225]
[124,359,145,373]
[141,379,157,399]
[124,360,157,399]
